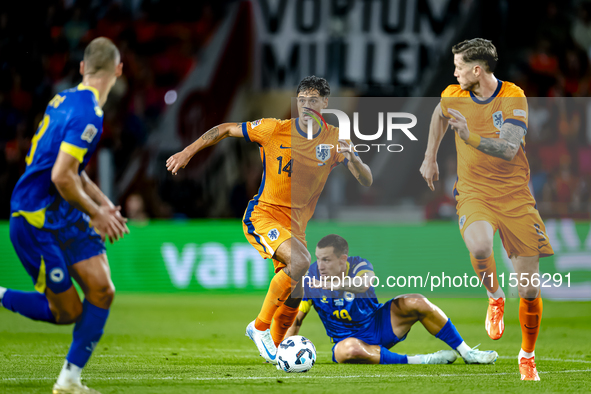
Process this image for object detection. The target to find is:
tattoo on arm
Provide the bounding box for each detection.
[477,123,525,161]
[201,126,220,142]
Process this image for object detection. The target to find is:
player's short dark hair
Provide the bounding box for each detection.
[452,38,498,73]
[296,76,330,97]
[83,37,120,75]
[317,234,348,257]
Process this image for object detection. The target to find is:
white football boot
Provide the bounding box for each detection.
[245,320,277,364]
[52,381,101,394]
[419,350,458,364]
[462,345,498,364]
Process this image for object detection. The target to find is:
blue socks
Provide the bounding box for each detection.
[435,319,464,349]
[379,346,408,364]
[66,299,110,368]
[1,289,56,323]
[2,289,110,368]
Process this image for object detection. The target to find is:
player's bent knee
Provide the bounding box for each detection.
[405,296,432,314]
[88,282,116,309]
[518,285,539,300]
[290,251,311,278]
[396,294,428,315]
[338,339,366,361]
[469,243,493,259]
[53,302,83,325]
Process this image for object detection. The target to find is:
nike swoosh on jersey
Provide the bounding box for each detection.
[280,145,291,149]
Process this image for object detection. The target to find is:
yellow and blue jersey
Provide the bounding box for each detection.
[11,84,104,230]
[300,256,382,343]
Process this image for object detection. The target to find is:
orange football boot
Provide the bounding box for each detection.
[519,356,540,381]
[485,297,505,340]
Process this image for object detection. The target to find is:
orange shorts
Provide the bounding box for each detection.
[456,189,554,258]
[242,204,306,273]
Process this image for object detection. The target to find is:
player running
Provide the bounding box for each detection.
[286,234,498,365]
[0,37,128,394]
[419,38,553,380]
[166,76,372,364]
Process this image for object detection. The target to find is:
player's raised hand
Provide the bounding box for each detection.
[337,139,354,161]
[447,109,469,140]
[91,206,129,244]
[420,158,439,191]
[166,150,191,175]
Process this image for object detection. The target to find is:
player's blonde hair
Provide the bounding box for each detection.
[83,37,120,75]
[452,38,498,73]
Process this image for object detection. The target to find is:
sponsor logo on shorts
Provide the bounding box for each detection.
[50,268,65,283]
[321,296,329,303]
[267,228,279,241]
[250,119,262,129]
[334,298,344,306]
[459,215,466,230]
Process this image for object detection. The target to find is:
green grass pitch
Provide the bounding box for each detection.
[1,294,590,393]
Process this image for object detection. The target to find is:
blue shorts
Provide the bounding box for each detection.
[331,300,408,363]
[9,213,106,294]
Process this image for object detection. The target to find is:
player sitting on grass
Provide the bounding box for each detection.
[286,234,498,365]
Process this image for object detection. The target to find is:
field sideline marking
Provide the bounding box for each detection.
[5,355,590,364]
[2,369,590,382]
[6,354,589,363]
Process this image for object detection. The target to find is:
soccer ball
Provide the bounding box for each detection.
[276,335,316,373]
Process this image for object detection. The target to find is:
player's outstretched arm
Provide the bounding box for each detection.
[420,103,449,191]
[338,140,373,187]
[447,108,524,161]
[285,310,308,338]
[52,152,129,243]
[166,122,243,175]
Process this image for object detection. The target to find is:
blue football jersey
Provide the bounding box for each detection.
[300,256,381,342]
[11,84,104,230]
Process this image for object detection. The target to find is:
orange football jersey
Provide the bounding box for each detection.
[241,118,348,238]
[440,80,530,200]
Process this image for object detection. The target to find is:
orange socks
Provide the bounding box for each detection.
[254,270,292,331]
[470,252,499,293]
[519,296,543,353]
[271,303,300,346]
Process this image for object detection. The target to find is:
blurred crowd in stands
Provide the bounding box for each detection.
[0,0,231,220]
[0,0,590,221]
